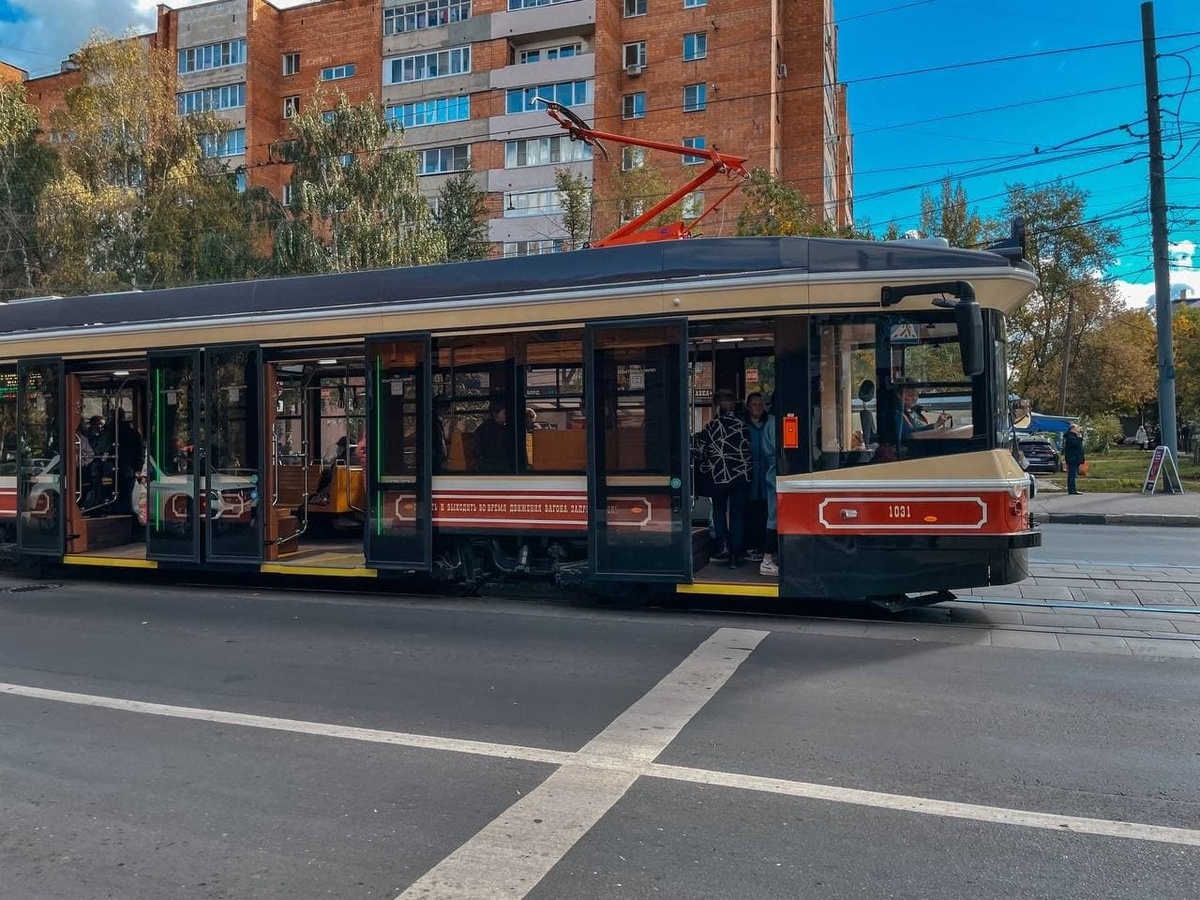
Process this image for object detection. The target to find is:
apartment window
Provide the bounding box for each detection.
[504,134,592,168]
[419,144,470,175]
[624,0,647,16]
[200,128,246,158]
[623,42,646,69]
[384,0,471,35]
[684,0,707,6]
[683,83,706,112]
[321,63,357,81]
[504,188,563,217]
[322,110,337,123]
[386,47,470,84]
[234,171,248,194]
[620,198,644,223]
[283,95,300,118]
[682,135,706,164]
[621,146,645,171]
[283,183,295,207]
[176,83,246,115]
[178,39,246,74]
[505,79,590,114]
[682,191,704,219]
[387,95,470,128]
[622,92,646,119]
[503,240,565,257]
[518,43,581,64]
[683,32,708,61]
[507,0,574,9]
[282,53,300,76]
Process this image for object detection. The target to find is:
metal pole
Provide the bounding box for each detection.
[1142,1,1180,488]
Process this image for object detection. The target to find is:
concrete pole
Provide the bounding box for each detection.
[1141,2,1180,484]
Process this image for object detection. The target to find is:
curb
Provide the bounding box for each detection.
[1032,512,1200,527]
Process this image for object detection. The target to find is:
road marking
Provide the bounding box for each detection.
[395,626,769,900]
[1,622,1198,878]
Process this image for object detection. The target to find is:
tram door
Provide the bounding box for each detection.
[585,319,692,581]
[204,346,263,563]
[16,358,64,556]
[364,335,432,571]
[146,350,202,562]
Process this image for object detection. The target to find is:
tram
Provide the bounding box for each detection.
[0,224,1039,605]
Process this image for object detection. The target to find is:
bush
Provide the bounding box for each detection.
[1082,414,1123,453]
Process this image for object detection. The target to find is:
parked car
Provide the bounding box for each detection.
[1018,436,1062,474]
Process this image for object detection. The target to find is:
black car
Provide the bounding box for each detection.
[1019,437,1062,474]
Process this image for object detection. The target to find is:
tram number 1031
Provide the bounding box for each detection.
[888,504,913,519]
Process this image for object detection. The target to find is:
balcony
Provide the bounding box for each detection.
[490,0,595,42]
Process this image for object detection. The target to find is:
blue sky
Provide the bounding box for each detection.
[837,0,1199,306]
[1,0,1196,304]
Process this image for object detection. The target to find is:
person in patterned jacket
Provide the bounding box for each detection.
[693,388,752,568]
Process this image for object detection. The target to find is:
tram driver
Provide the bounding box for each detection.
[896,383,958,441]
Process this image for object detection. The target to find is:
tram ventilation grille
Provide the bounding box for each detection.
[7,583,61,593]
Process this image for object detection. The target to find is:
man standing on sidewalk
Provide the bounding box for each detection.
[1064,423,1085,495]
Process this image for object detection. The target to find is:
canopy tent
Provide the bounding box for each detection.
[1014,412,1077,433]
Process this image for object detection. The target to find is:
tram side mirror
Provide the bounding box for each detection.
[956,297,985,378]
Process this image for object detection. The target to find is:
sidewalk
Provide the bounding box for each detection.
[1030,489,1200,527]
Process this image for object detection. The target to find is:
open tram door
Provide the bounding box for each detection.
[364,335,432,571]
[145,350,202,562]
[16,358,65,556]
[585,319,692,582]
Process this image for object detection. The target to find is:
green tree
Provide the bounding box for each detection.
[1174,305,1200,420]
[274,89,445,273]
[1002,182,1122,414]
[918,176,1001,247]
[37,32,254,293]
[0,81,58,297]
[735,167,872,239]
[1066,308,1157,416]
[555,168,592,249]
[436,170,489,262]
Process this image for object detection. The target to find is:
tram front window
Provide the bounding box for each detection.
[811,314,987,470]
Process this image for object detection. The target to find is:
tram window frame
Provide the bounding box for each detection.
[433,335,517,475]
[808,312,987,471]
[522,334,585,474]
[0,370,16,476]
[317,371,367,466]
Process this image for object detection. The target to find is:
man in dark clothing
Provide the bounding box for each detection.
[1064,423,1085,495]
[111,409,145,515]
[473,400,512,474]
[693,389,752,568]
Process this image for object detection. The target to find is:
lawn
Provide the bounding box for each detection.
[1044,447,1200,492]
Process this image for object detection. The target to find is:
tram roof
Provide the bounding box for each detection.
[0,235,1032,337]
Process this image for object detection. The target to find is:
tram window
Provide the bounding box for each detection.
[434,336,516,474]
[0,371,16,476]
[523,337,585,473]
[318,375,366,464]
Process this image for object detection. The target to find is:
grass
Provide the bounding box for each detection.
[1040,447,1200,492]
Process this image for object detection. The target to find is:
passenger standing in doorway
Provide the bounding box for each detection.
[693,389,752,568]
[1064,423,1085,495]
[111,409,145,515]
[473,400,512,473]
[744,392,779,577]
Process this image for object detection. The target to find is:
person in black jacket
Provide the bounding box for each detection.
[1064,423,1086,495]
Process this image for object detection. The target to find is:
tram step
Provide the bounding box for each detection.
[276,512,299,555]
[71,514,133,553]
[691,525,711,573]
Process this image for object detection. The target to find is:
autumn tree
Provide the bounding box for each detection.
[1174,305,1200,422]
[0,81,58,297]
[555,168,592,249]
[436,170,489,262]
[37,32,256,293]
[1065,308,1157,416]
[274,90,445,273]
[918,176,1002,247]
[1002,182,1123,414]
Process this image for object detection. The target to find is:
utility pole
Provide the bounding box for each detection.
[1141,1,1180,483]
[1057,292,1075,417]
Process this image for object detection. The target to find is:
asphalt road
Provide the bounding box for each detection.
[1,575,1197,899]
[1033,523,1198,567]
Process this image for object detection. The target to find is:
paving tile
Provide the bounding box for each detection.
[1018,585,1077,602]
[988,630,1061,650]
[1055,633,1134,655]
[1115,579,1155,588]
[1020,612,1100,628]
[1076,588,1140,605]
[1044,578,1103,588]
[803,621,868,638]
[1134,589,1198,606]
[1123,638,1200,658]
[958,607,1027,625]
[1092,614,1139,629]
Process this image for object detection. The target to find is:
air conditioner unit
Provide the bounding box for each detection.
[626,64,644,77]
[777,63,788,79]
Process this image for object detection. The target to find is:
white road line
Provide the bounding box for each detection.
[395,626,769,900]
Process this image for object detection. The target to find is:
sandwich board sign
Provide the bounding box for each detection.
[1142,446,1185,494]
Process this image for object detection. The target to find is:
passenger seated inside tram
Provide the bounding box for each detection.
[310,436,348,504]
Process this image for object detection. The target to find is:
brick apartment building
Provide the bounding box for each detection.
[10,0,852,256]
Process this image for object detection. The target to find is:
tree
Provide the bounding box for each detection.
[1066,308,1157,416]
[589,162,676,240]
[0,81,58,297]
[918,176,1001,247]
[555,168,591,249]
[1002,182,1123,414]
[1174,305,1200,420]
[37,32,255,293]
[436,170,489,262]
[274,89,445,274]
[736,167,871,238]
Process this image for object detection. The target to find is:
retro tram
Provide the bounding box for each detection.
[0,224,1040,606]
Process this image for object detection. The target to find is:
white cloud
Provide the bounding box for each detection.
[1108,237,1200,309]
